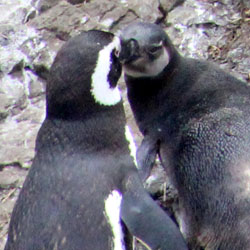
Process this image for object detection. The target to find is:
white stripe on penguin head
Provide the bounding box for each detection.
[104,190,125,250]
[91,36,121,106]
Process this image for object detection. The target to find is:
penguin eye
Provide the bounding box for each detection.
[147,44,162,54]
[114,48,120,58]
[147,41,163,55]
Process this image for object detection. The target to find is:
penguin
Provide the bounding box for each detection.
[118,22,250,249]
[4,30,187,250]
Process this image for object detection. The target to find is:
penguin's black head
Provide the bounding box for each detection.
[118,22,175,78]
[47,30,122,119]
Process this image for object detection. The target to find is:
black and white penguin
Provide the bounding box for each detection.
[4,30,187,250]
[118,22,250,249]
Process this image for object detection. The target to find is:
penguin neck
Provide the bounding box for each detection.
[125,50,182,133]
[37,102,127,155]
[46,93,113,121]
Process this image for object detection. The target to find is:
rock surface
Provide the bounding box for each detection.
[0,0,249,249]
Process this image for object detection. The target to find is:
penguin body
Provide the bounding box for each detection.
[119,22,250,249]
[4,30,187,250]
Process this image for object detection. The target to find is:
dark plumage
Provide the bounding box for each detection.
[119,22,250,249]
[4,30,187,250]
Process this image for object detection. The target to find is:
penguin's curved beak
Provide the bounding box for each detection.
[118,39,140,65]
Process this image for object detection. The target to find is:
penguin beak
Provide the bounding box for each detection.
[118,39,140,65]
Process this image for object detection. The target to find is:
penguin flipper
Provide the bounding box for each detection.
[136,136,159,182]
[121,172,187,250]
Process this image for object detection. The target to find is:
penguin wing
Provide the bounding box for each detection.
[121,172,187,250]
[136,136,159,182]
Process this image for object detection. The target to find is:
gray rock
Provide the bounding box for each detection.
[27,72,46,98]
[34,0,60,13]
[242,0,250,9]
[0,100,45,168]
[67,0,87,4]
[159,0,185,13]
[0,166,27,189]
[125,0,160,22]
[0,75,27,114]
[0,0,34,25]
[0,96,10,121]
[166,0,250,81]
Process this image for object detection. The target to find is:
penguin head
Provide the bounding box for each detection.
[47,30,122,119]
[118,22,175,78]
